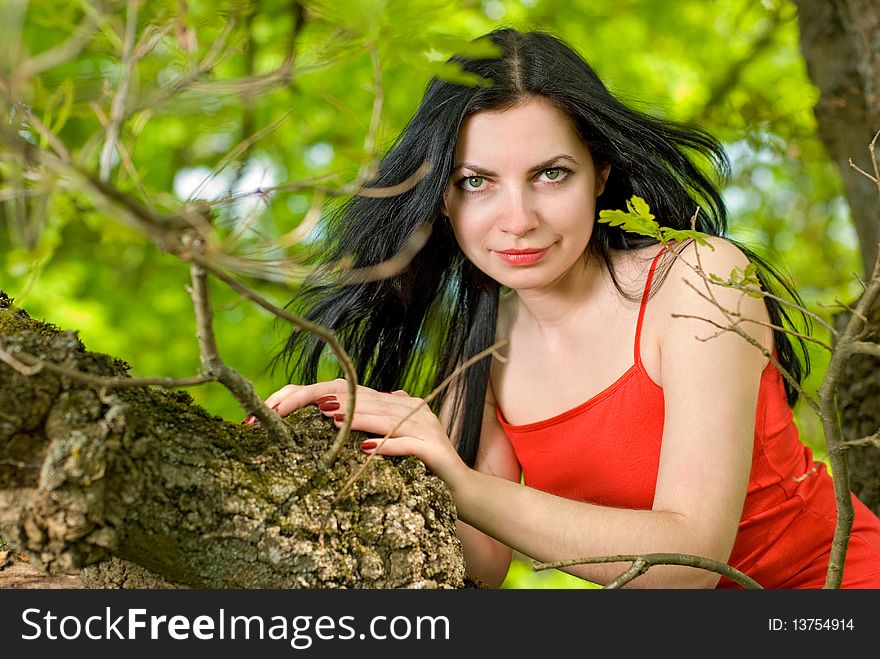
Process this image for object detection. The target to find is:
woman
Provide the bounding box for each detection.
[259,28,880,588]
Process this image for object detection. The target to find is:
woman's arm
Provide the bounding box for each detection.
[266,239,771,587]
[321,240,770,587]
[453,239,771,587]
[441,383,521,588]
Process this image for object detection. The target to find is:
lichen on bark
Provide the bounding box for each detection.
[0,294,467,588]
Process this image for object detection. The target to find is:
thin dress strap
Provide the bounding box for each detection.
[634,246,668,366]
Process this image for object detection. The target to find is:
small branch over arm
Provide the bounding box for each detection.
[533,552,762,589]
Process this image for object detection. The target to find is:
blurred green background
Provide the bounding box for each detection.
[0,0,863,588]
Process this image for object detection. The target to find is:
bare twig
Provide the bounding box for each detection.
[215,160,432,206]
[188,259,291,444]
[333,340,508,503]
[848,159,879,184]
[715,281,837,337]
[0,346,42,375]
[669,244,822,416]
[131,17,236,114]
[0,344,214,388]
[673,309,833,353]
[12,11,101,82]
[189,258,357,469]
[332,223,434,284]
[189,263,222,370]
[99,0,139,182]
[533,552,762,589]
[197,219,433,287]
[847,128,880,184]
[11,102,71,162]
[674,279,822,416]
[655,232,869,588]
[187,109,294,202]
[845,430,880,449]
[90,101,153,208]
[850,340,880,358]
[277,189,326,246]
[817,247,880,588]
[355,42,384,185]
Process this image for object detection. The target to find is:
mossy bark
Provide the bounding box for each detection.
[0,295,466,588]
[836,304,880,516]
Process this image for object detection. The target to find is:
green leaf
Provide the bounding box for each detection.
[425,33,503,59]
[425,61,493,87]
[724,262,762,295]
[598,195,664,239]
[659,228,713,247]
[627,195,654,221]
[47,78,75,135]
[598,208,662,239]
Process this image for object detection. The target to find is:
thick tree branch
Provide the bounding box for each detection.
[0,305,465,588]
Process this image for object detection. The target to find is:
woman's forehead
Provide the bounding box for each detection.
[453,98,587,167]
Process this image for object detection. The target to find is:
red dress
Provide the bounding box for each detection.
[495,247,880,588]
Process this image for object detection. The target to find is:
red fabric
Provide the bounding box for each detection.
[496,247,880,588]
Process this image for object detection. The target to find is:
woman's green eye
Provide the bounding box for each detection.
[545,168,561,180]
[467,176,484,188]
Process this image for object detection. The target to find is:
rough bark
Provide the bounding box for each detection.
[835,305,880,516]
[0,295,467,588]
[795,0,880,513]
[794,0,880,276]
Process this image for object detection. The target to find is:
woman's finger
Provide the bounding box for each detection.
[330,390,430,418]
[361,435,427,458]
[329,409,434,440]
[263,379,349,416]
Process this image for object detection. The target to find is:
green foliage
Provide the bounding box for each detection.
[0,0,866,588]
[598,195,714,247]
[502,557,601,590]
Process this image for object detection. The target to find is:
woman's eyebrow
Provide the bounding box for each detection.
[451,154,580,176]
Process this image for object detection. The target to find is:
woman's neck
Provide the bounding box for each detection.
[512,255,607,332]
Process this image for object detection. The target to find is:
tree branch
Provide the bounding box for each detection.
[817,247,880,588]
[188,259,291,444]
[0,344,214,388]
[533,553,762,589]
[99,0,139,182]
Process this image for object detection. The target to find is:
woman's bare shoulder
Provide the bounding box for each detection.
[637,236,749,297]
[652,237,772,351]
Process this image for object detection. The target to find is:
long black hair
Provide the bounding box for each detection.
[274,27,810,467]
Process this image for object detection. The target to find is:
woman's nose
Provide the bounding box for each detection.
[496,188,539,236]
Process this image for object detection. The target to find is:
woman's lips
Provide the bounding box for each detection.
[494,247,549,266]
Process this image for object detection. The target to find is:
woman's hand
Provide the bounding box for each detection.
[261,380,469,486]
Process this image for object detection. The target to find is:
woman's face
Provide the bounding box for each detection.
[442,97,609,293]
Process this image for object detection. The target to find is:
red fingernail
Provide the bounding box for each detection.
[270,402,280,411]
[241,416,255,425]
[333,414,345,422]
[318,401,340,412]
[316,395,337,405]
[361,440,377,450]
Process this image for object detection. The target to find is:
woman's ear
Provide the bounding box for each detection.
[596,164,611,197]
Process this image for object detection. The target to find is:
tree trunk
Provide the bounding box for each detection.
[794,0,880,513]
[835,305,880,516]
[794,0,880,276]
[0,295,467,588]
